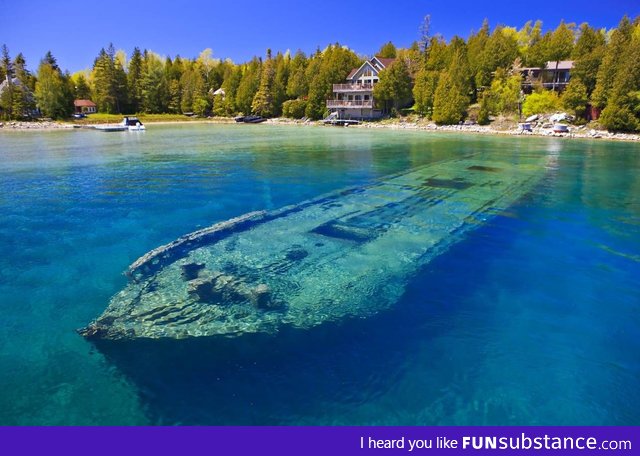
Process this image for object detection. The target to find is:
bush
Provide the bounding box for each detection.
[522,91,561,117]
[477,94,491,125]
[562,80,589,118]
[282,99,307,119]
[599,104,639,132]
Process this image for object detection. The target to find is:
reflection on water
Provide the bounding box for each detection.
[0,125,639,425]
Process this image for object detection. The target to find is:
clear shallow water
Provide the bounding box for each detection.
[0,124,638,425]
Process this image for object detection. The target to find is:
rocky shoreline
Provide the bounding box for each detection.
[0,120,75,130]
[2,117,640,143]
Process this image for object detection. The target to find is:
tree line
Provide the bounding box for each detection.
[1,14,639,131]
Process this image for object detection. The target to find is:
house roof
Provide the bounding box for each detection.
[74,99,96,107]
[545,60,573,70]
[521,60,574,71]
[375,57,396,68]
[345,57,396,81]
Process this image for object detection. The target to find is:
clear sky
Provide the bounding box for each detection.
[0,0,638,73]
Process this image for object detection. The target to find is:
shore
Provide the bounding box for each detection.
[2,117,640,143]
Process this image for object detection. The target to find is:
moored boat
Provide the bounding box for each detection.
[123,116,146,131]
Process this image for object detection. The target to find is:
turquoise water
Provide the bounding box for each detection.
[0,124,638,425]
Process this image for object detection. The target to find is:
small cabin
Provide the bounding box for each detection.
[74,99,97,114]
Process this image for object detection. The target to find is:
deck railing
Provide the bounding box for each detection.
[326,100,374,108]
[332,83,374,92]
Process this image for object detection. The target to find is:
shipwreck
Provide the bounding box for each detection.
[79,153,548,341]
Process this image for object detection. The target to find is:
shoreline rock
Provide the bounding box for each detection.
[2,117,639,143]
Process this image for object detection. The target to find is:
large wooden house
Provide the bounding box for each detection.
[326,56,394,120]
[520,60,574,93]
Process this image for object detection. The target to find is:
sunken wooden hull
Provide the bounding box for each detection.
[80,153,547,340]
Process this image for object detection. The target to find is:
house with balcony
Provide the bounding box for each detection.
[520,60,574,93]
[326,56,395,120]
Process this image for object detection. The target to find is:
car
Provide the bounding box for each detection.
[73,113,87,119]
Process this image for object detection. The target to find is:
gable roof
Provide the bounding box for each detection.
[345,57,396,81]
[74,99,97,107]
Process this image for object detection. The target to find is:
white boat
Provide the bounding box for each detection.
[122,116,146,131]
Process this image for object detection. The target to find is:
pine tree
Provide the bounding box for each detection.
[592,16,634,108]
[252,49,277,116]
[598,27,640,131]
[562,79,589,118]
[92,47,118,113]
[235,58,262,115]
[373,58,412,113]
[377,41,397,58]
[35,54,73,119]
[570,23,605,95]
[412,68,439,117]
[128,47,144,112]
[74,73,91,99]
[432,49,471,125]
[141,52,168,113]
[286,50,308,99]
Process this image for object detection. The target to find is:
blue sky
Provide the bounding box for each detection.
[0,0,638,73]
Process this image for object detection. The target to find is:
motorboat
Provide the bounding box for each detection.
[123,116,146,131]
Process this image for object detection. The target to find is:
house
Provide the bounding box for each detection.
[74,99,97,114]
[520,61,574,93]
[0,76,37,118]
[326,56,395,120]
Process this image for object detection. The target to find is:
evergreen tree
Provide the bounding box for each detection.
[561,79,589,118]
[377,41,397,58]
[373,58,412,113]
[92,46,118,113]
[235,58,262,115]
[128,47,144,112]
[221,65,243,115]
[592,16,634,108]
[0,45,15,119]
[570,23,605,95]
[35,55,73,119]
[432,49,471,124]
[74,73,91,99]
[286,50,308,99]
[141,52,168,113]
[412,67,438,117]
[598,26,640,131]
[252,49,276,116]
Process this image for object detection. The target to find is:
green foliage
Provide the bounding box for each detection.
[377,41,397,58]
[235,58,261,115]
[127,47,144,112]
[477,92,491,125]
[522,90,561,116]
[592,16,634,108]
[35,58,73,119]
[598,27,640,131]
[570,23,605,95]
[562,79,589,117]
[282,99,307,118]
[252,49,276,116]
[412,68,438,117]
[305,45,361,120]
[373,58,412,111]
[474,26,519,90]
[486,68,522,114]
[140,52,168,113]
[432,50,471,124]
[286,51,308,99]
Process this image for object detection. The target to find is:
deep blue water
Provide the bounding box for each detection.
[0,124,638,425]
